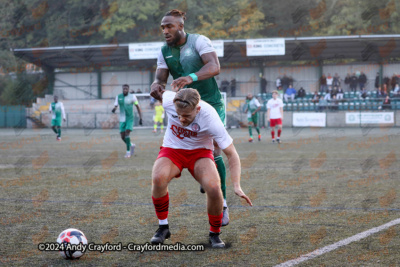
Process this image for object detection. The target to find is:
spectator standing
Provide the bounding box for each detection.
[344,73,351,91]
[230,77,236,97]
[220,79,229,93]
[375,72,380,89]
[391,74,399,90]
[281,75,290,92]
[358,72,367,90]
[332,73,341,88]
[319,74,327,93]
[260,76,267,94]
[326,73,333,90]
[350,73,358,92]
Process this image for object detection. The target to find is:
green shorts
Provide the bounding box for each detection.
[248,113,259,125]
[120,120,133,132]
[211,100,226,126]
[51,118,62,127]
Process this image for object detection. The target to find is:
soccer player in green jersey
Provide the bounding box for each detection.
[244,94,261,142]
[150,9,230,226]
[112,84,143,158]
[48,95,66,141]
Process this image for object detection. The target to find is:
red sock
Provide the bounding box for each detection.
[278,129,282,137]
[208,213,223,233]
[271,130,275,139]
[152,193,169,220]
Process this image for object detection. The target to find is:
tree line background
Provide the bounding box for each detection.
[0,0,398,105]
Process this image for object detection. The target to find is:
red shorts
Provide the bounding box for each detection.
[270,118,282,127]
[157,147,214,177]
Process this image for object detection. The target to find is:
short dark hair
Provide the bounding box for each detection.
[123,84,129,88]
[165,9,186,21]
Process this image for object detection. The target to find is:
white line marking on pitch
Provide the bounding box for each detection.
[275,218,400,267]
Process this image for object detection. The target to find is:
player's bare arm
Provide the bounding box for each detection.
[151,68,169,101]
[280,107,284,120]
[222,143,253,206]
[135,104,143,125]
[267,108,271,122]
[171,51,220,91]
[253,105,261,116]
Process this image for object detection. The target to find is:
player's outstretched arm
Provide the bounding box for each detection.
[151,68,169,101]
[222,143,253,206]
[171,52,220,91]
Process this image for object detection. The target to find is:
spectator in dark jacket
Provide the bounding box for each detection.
[391,74,399,90]
[375,73,380,89]
[220,79,229,93]
[332,73,341,88]
[296,87,306,98]
[319,74,327,93]
[350,73,358,92]
[344,73,351,91]
[358,72,367,89]
[260,76,267,94]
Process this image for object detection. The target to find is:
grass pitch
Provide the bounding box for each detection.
[0,126,399,266]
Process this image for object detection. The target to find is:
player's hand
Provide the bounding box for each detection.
[139,118,143,126]
[171,76,193,91]
[111,108,116,113]
[150,83,165,101]
[234,186,253,206]
[267,118,270,122]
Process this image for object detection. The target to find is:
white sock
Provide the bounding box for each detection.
[159,219,168,225]
[223,199,227,208]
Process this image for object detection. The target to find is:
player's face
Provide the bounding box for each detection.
[161,16,183,46]
[123,86,129,95]
[175,105,200,127]
[54,96,58,102]
[273,93,278,99]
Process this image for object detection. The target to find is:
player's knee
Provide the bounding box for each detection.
[152,173,168,188]
[206,182,222,198]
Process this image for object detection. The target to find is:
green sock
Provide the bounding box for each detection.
[161,124,164,130]
[57,128,61,137]
[154,124,157,131]
[125,137,130,151]
[248,126,253,138]
[256,127,260,134]
[215,155,226,200]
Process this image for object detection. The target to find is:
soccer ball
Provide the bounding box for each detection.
[57,228,88,259]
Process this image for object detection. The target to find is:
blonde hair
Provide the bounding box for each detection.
[272,90,279,94]
[173,88,200,110]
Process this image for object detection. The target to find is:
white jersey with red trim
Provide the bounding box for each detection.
[267,98,284,119]
[162,91,233,150]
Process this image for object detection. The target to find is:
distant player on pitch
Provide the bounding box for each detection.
[153,101,165,133]
[49,95,66,141]
[149,88,252,248]
[244,94,261,142]
[112,84,143,158]
[267,90,284,143]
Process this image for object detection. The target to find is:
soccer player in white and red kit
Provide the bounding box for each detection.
[267,90,284,143]
[149,88,252,248]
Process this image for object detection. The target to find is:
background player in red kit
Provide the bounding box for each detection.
[150,88,252,248]
[267,90,284,143]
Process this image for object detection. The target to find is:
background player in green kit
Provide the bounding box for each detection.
[150,9,230,226]
[244,94,261,142]
[48,95,66,141]
[112,84,143,158]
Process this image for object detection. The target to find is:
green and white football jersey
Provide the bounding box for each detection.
[114,93,138,122]
[49,102,66,120]
[157,33,223,107]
